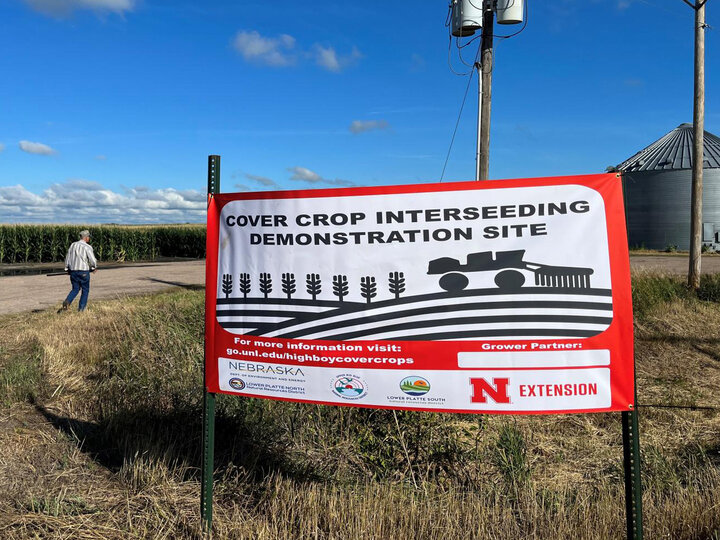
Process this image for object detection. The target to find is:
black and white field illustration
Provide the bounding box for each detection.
[216,250,612,341]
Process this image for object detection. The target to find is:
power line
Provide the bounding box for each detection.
[447,34,474,76]
[494,0,528,40]
[440,46,481,182]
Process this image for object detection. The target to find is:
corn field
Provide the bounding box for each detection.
[0,224,206,264]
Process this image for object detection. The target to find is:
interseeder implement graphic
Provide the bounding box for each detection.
[427,250,594,292]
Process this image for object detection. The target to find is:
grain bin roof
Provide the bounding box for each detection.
[616,123,720,172]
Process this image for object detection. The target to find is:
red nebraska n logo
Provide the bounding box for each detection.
[470,377,510,404]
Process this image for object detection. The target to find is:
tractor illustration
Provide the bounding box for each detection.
[427,250,594,292]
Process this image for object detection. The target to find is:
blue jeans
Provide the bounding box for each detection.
[65,271,91,311]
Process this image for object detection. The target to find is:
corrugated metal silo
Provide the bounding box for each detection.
[616,123,720,250]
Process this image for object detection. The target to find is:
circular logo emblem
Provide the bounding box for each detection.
[400,376,431,396]
[332,375,368,400]
[229,378,245,391]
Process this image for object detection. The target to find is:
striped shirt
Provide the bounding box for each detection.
[65,240,98,271]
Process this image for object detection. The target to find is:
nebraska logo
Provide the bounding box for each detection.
[470,377,510,404]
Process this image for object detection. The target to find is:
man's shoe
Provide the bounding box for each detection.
[57,301,69,314]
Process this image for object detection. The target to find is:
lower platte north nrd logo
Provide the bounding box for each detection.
[470,377,510,404]
[229,378,246,391]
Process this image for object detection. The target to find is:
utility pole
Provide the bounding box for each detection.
[687,0,707,290]
[451,0,523,182]
[477,6,494,181]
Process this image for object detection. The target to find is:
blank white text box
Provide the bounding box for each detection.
[458,349,610,369]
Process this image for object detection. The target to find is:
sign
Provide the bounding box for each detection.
[204,173,634,414]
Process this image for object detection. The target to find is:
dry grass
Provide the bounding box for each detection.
[0,276,719,539]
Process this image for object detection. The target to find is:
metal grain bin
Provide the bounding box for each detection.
[616,123,720,251]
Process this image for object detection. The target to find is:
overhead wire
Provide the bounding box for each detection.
[446,2,474,75]
[448,34,475,75]
[442,0,528,180]
[456,37,478,67]
[440,44,481,182]
[494,0,528,40]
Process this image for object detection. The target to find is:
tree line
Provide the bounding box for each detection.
[221,271,406,303]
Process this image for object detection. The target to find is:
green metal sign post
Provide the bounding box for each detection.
[199,161,643,538]
[622,407,643,540]
[201,155,220,535]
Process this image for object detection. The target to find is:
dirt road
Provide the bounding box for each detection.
[2,255,720,316]
[629,254,720,274]
[0,260,205,316]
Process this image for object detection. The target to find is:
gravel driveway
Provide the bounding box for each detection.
[0,260,205,316]
[1,255,720,316]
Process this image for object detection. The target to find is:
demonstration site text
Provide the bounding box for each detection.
[224,200,591,245]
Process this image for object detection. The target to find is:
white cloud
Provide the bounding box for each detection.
[623,78,644,88]
[23,0,136,17]
[287,166,355,187]
[233,30,296,67]
[410,53,426,72]
[315,46,341,72]
[0,143,5,153]
[0,180,206,224]
[349,119,390,134]
[245,173,279,188]
[288,166,323,183]
[0,185,45,207]
[19,140,57,155]
[314,45,362,73]
[95,154,107,160]
[232,29,361,72]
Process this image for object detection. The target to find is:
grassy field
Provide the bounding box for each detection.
[0,224,205,264]
[0,274,719,538]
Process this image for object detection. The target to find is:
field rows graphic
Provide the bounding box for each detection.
[216,287,613,341]
[217,251,611,341]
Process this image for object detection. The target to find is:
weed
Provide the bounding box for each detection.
[0,338,42,406]
[632,274,690,320]
[698,273,720,302]
[492,422,531,487]
[25,493,97,517]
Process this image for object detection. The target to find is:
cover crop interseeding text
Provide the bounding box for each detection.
[224,200,591,246]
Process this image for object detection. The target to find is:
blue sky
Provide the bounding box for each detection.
[0,0,716,223]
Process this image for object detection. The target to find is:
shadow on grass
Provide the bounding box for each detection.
[639,335,720,345]
[33,401,299,484]
[693,344,720,362]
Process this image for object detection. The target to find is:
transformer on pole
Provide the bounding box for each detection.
[451,0,483,37]
[449,0,524,180]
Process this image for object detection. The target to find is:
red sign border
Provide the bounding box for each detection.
[204,173,634,415]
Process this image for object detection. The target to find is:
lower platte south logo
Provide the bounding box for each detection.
[228,378,246,391]
[400,376,431,396]
[332,375,368,400]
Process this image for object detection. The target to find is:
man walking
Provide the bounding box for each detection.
[59,230,98,312]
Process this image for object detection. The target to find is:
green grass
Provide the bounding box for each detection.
[25,494,97,517]
[492,423,530,487]
[631,272,720,320]
[0,338,42,407]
